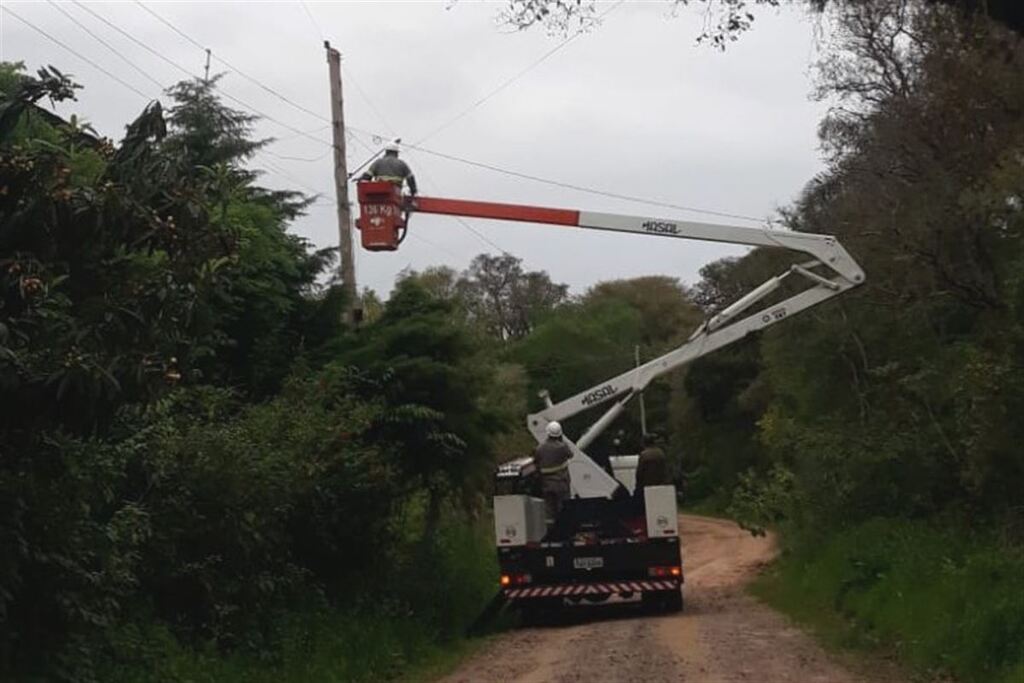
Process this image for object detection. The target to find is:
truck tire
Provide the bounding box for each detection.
[519,596,562,625]
[643,589,683,614]
[664,588,683,613]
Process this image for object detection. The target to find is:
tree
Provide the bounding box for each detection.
[500,0,1023,46]
[586,276,701,349]
[458,253,568,340]
[161,76,343,395]
[338,280,499,531]
[0,64,251,673]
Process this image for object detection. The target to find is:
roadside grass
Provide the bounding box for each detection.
[751,518,1024,683]
[93,516,503,683]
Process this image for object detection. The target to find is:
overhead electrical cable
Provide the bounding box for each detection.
[1,5,154,101]
[71,1,333,149]
[135,0,331,125]
[414,0,626,145]
[263,148,333,163]
[406,144,766,224]
[298,0,326,41]
[346,68,398,137]
[275,124,331,142]
[255,153,334,199]
[403,149,513,256]
[133,1,205,50]
[131,2,464,266]
[47,0,165,91]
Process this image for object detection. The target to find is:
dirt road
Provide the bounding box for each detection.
[439,515,898,683]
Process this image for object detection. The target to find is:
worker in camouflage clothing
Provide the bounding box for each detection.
[534,421,572,526]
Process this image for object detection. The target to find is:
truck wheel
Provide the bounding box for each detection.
[519,597,561,625]
[643,590,683,614]
[663,589,683,613]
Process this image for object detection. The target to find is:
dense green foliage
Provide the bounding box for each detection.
[754,520,1024,683]
[0,65,499,681]
[697,4,1024,679]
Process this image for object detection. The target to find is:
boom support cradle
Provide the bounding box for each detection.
[355,181,865,499]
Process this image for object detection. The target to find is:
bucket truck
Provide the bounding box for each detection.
[355,180,865,613]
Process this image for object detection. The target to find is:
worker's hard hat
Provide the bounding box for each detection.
[545,421,563,438]
[384,139,400,153]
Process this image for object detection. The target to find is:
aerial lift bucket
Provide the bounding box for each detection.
[356,181,405,251]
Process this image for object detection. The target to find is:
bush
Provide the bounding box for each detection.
[89,514,496,683]
[754,518,1024,683]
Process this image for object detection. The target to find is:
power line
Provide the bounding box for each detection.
[133,1,205,51]
[345,67,398,137]
[255,153,334,199]
[263,148,333,163]
[299,0,326,42]
[403,148,513,256]
[47,0,165,91]
[408,232,462,259]
[70,1,334,149]
[275,123,331,142]
[1,4,154,101]
[135,1,331,125]
[406,144,766,224]
[414,0,626,145]
[345,130,384,179]
[454,215,510,255]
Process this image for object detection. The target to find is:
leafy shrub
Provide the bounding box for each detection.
[755,519,1024,683]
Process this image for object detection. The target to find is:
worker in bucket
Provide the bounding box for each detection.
[534,421,572,525]
[360,139,418,196]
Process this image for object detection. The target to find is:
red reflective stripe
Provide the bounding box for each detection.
[413,196,580,227]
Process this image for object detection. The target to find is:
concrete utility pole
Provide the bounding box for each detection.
[635,345,647,436]
[325,41,359,323]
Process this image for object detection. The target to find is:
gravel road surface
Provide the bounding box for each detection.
[439,514,901,683]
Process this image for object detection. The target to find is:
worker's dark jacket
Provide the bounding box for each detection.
[362,154,417,194]
[534,438,572,492]
[635,446,669,490]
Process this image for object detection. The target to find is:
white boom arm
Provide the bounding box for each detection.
[523,213,865,499]
[390,190,866,500]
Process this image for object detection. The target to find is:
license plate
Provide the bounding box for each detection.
[573,556,604,570]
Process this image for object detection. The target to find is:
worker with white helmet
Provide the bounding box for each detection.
[533,421,572,527]
[359,139,418,195]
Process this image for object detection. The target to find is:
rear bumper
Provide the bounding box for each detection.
[498,536,682,598]
[506,578,679,599]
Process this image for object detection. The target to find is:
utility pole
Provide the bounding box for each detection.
[635,345,647,436]
[203,48,211,82]
[325,41,359,323]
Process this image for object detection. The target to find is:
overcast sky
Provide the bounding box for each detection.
[1,0,830,296]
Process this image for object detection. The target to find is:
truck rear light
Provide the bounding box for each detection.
[500,573,532,587]
[649,566,682,578]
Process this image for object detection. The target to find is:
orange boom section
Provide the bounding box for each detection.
[355,180,581,252]
[412,196,580,227]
